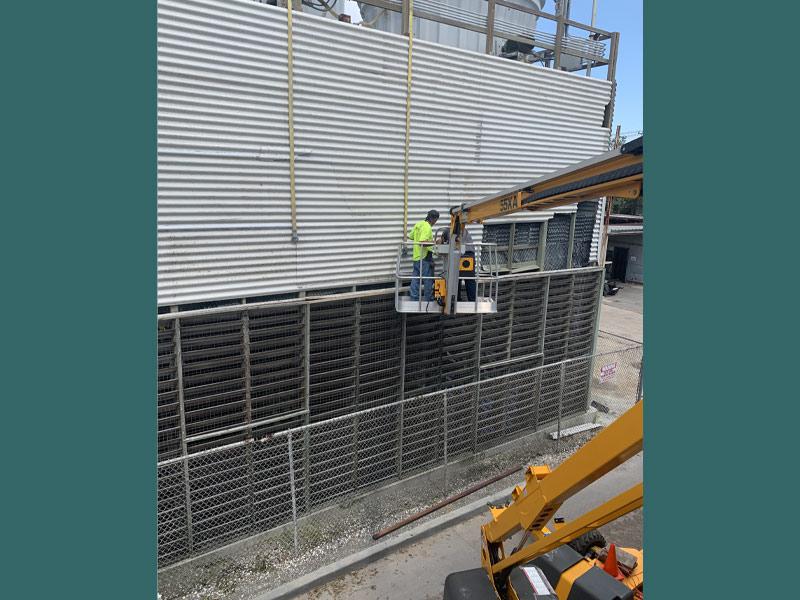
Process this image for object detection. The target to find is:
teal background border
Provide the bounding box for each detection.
[2,0,798,598]
[647,1,799,598]
[3,2,155,599]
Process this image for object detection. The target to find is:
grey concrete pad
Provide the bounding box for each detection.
[599,283,643,344]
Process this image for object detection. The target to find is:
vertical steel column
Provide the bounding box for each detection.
[602,32,620,129]
[556,362,566,452]
[588,269,605,410]
[241,303,255,527]
[442,391,448,491]
[401,0,411,35]
[566,212,577,268]
[171,310,193,553]
[287,433,299,551]
[534,276,550,430]
[507,223,516,272]
[635,357,643,403]
[397,314,407,476]
[553,14,566,70]
[539,219,549,269]
[242,304,252,434]
[485,0,496,54]
[352,299,361,490]
[302,300,311,512]
[585,0,598,76]
[473,314,482,453]
[472,379,481,453]
[505,279,516,362]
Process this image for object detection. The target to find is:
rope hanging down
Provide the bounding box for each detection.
[402,1,414,237]
[287,4,299,242]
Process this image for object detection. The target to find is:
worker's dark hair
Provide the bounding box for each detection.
[426,210,440,222]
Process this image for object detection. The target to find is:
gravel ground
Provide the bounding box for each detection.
[158,430,599,600]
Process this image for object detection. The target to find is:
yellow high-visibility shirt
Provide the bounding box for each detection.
[408,220,434,261]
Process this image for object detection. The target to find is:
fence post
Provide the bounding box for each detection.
[533,365,543,431]
[635,352,643,403]
[397,314,407,477]
[556,362,566,452]
[242,306,255,529]
[172,312,194,554]
[472,380,480,454]
[352,299,361,491]
[443,391,448,492]
[302,301,311,512]
[287,433,299,552]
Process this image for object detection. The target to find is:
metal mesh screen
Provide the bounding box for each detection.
[544,214,572,270]
[480,282,513,366]
[158,320,181,461]
[358,296,402,410]
[481,223,511,270]
[572,201,598,267]
[180,312,247,451]
[158,344,641,567]
[309,300,357,421]
[481,222,542,271]
[511,277,547,358]
[249,305,305,423]
[512,222,541,266]
[404,313,445,397]
[157,268,610,566]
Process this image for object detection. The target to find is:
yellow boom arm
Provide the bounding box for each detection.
[452,137,642,228]
[480,401,643,585]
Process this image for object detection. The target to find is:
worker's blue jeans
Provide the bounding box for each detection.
[409,259,434,301]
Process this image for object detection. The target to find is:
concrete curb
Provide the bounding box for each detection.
[253,485,516,600]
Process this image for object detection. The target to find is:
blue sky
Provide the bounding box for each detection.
[567,1,643,135]
[341,0,642,135]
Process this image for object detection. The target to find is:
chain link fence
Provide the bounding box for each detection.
[158,343,642,568]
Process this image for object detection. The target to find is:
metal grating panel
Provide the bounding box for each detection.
[180,312,247,451]
[157,461,188,564]
[249,305,305,421]
[441,315,481,388]
[479,282,513,366]
[404,313,445,398]
[157,0,612,305]
[308,300,358,421]
[512,222,541,266]
[158,320,181,460]
[358,296,403,409]
[572,201,598,268]
[157,268,613,566]
[510,277,546,357]
[544,214,572,270]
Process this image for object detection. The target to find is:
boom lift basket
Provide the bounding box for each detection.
[394,240,500,315]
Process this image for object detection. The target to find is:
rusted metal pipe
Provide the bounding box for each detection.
[372,465,522,540]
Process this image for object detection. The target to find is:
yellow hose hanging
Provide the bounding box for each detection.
[287,3,298,242]
[402,1,414,237]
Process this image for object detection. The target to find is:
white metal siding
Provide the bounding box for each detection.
[158,0,612,305]
[591,198,604,263]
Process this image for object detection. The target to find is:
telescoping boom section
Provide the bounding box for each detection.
[444,400,644,600]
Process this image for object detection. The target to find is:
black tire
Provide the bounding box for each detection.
[568,530,607,555]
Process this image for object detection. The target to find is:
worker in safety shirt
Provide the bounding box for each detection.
[408,210,439,301]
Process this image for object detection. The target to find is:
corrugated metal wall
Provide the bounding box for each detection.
[158,0,612,305]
